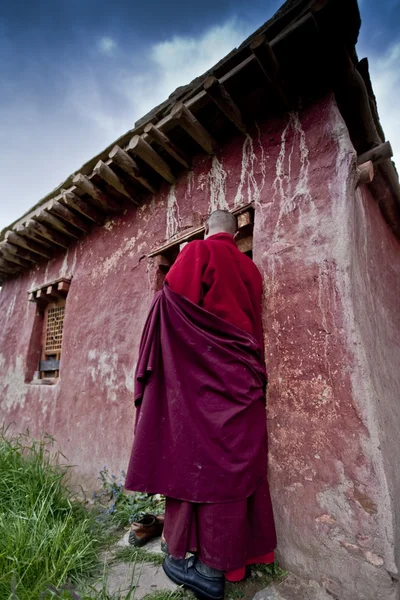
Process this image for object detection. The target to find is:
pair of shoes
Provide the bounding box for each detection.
[129,513,165,547]
[163,555,225,600]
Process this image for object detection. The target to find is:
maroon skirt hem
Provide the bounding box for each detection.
[163,476,277,572]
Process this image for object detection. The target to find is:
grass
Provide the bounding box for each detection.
[114,547,165,567]
[94,470,165,530]
[0,429,107,600]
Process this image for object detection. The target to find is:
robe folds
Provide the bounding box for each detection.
[125,283,268,504]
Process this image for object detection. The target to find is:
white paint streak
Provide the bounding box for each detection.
[0,354,26,411]
[71,245,78,274]
[234,134,262,207]
[6,295,16,321]
[91,237,136,280]
[166,184,180,239]
[272,112,314,241]
[186,171,195,198]
[123,364,135,393]
[59,249,69,277]
[87,349,118,402]
[256,123,267,201]
[208,155,229,211]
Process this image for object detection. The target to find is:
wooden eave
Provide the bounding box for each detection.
[1,0,399,285]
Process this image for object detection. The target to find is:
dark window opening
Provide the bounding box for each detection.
[151,204,255,286]
[28,278,70,383]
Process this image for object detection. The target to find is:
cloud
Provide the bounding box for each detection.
[71,19,254,138]
[98,36,117,55]
[363,40,400,164]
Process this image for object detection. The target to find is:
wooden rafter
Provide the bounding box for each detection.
[109,146,157,194]
[73,173,121,212]
[203,76,247,135]
[4,231,52,259]
[250,35,289,108]
[0,258,20,274]
[128,135,175,184]
[143,124,190,169]
[24,220,71,249]
[47,199,91,233]
[357,161,374,187]
[61,190,105,225]
[0,248,32,269]
[93,160,139,205]
[170,102,217,155]
[35,212,80,239]
[357,141,393,165]
[0,241,39,264]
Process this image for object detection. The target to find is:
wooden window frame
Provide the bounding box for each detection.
[150,203,255,273]
[28,277,70,383]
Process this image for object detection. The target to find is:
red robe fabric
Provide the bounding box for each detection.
[163,233,276,573]
[166,233,264,354]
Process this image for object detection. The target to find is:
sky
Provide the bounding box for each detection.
[0,0,399,232]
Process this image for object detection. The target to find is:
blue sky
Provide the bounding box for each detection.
[0,0,399,231]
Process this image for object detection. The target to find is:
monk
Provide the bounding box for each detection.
[125,210,276,600]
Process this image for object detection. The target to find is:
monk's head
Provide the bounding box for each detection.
[204,210,237,239]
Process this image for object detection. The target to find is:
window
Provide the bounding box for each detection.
[150,203,255,281]
[28,278,70,382]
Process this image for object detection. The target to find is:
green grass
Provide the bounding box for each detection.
[94,469,165,530]
[114,547,165,567]
[0,429,107,600]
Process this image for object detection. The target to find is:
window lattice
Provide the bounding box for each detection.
[45,305,65,353]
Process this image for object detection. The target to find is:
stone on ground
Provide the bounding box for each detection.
[103,531,178,599]
[253,574,332,600]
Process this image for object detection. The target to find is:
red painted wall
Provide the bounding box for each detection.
[0,94,399,599]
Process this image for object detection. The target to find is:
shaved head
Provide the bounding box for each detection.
[205,210,237,238]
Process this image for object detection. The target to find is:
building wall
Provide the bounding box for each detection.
[0,94,399,599]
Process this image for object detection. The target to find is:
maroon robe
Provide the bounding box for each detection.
[126,233,276,572]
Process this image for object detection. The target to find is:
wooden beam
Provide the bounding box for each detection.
[357,141,393,166]
[237,210,253,229]
[47,200,91,233]
[35,212,80,239]
[0,242,39,264]
[250,35,289,107]
[203,76,247,135]
[156,254,172,271]
[58,280,70,295]
[25,220,71,249]
[93,160,139,205]
[5,231,52,258]
[73,173,121,213]
[170,102,217,155]
[109,146,157,194]
[146,56,255,136]
[61,190,105,225]
[147,201,254,257]
[0,248,31,269]
[143,124,190,169]
[128,136,175,184]
[237,236,253,254]
[357,161,374,187]
[0,258,20,274]
[45,285,60,301]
